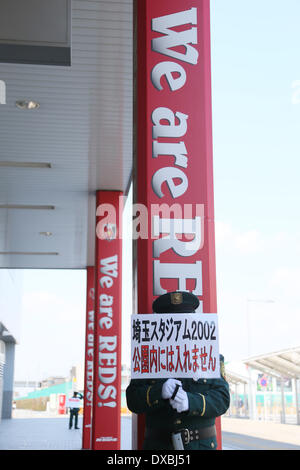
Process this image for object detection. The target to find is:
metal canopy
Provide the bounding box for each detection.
[226,369,248,385]
[0,0,133,269]
[244,347,300,379]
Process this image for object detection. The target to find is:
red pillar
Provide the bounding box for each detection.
[91,191,123,450]
[82,266,95,449]
[134,0,221,449]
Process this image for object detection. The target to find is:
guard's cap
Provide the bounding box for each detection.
[152,291,199,313]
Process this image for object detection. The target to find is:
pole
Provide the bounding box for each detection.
[134,0,221,449]
[82,266,95,449]
[280,377,286,424]
[295,378,300,425]
[91,191,123,450]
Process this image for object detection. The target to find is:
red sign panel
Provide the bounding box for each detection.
[58,394,66,415]
[92,191,123,450]
[135,0,221,448]
[82,266,95,450]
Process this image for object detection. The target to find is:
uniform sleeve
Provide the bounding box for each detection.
[126,379,167,414]
[186,376,230,418]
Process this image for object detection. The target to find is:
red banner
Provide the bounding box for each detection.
[58,394,66,415]
[135,0,221,448]
[82,266,95,449]
[92,191,123,450]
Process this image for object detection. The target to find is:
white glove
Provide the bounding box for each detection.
[162,378,182,399]
[170,387,189,413]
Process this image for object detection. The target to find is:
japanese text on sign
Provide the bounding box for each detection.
[131,314,220,379]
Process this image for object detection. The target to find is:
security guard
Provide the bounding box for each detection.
[68,391,83,429]
[126,292,230,450]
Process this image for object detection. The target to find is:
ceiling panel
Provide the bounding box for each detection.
[0,0,133,269]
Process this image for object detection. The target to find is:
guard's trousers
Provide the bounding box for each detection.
[69,409,79,429]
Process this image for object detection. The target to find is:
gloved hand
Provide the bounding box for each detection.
[162,378,182,399]
[170,387,189,413]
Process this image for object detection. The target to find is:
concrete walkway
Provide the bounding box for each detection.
[221,417,300,447]
[0,410,299,450]
[0,410,132,450]
[0,412,83,450]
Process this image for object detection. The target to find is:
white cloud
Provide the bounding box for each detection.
[269,267,300,300]
[215,221,300,360]
[235,230,263,254]
[15,288,86,381]
[215,221,233,245]
[215,221,264,254]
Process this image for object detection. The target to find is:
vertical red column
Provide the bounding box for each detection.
[82,266,95,449]
[134,0,221,448]
[92,190,123,450]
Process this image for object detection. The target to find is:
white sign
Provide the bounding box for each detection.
[131,313,220,379]
[66,397,81,408]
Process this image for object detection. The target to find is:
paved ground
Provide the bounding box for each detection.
[0,413,83,450]
[0,410,299,450]
[222,431,300,450]
[0,409,132,450]
[221,417,300,448]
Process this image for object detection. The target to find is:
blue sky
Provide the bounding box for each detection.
[212,0,300,230]
[14,1,300,380]
[15,269,87,381]
[211,0,300,360]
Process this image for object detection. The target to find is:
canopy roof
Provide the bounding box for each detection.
[0,0,133,269]
[244,347,300,379]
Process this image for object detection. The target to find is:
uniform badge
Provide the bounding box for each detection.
[220,361,227,381]
[171,292,183,305]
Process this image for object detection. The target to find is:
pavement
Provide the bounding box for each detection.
[0,410,84,450]
[221,417,300,447]
[0,409,133,450]
[0,410,299,450]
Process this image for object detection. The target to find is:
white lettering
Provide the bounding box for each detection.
[95,203,116,239]
[99,352,117,367]
[153,140,188,168]
[152,107,188,138]
[153,260,202,296]
[152,166,188,199]
[99,316,113,329]
[151,61,186,91]
[100,294,113,306]
[153,215,202,256]
[99,367,117,384]
[99,336,117,352]
[132,203,149,240]
[152,8,198,65]
[100,255,118,278]
[100,276,113,288]
[98,384,117,401]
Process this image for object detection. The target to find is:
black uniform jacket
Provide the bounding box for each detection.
[126,372,230,450]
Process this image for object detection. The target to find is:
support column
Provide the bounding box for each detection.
[92,191,123,450]
[294,378,300,425]
[134,0,221,449]
[1,341,15,419]
[82,266,95,449]
[280,377,286,424]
